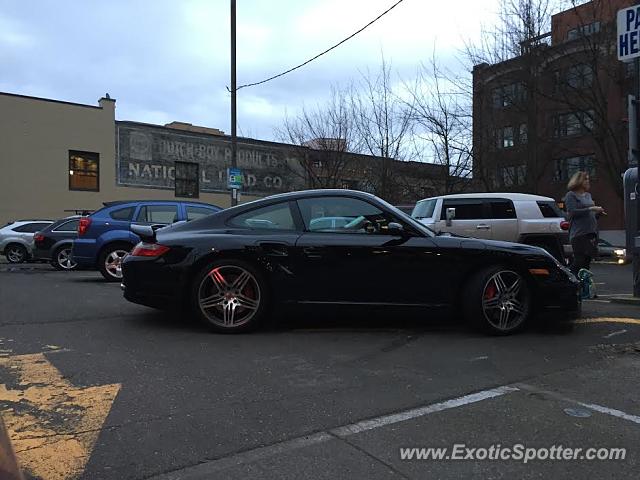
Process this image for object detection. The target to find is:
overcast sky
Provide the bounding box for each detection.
[1,0,503,141]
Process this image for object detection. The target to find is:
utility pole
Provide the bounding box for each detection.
[230,0,238,206]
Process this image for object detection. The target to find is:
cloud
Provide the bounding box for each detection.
[0,0,501,141]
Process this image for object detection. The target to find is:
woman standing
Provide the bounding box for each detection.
[565,171,605,274]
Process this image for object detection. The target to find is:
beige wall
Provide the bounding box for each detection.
[0,93,261,224]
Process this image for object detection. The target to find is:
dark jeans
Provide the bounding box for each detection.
[570,233,597,275]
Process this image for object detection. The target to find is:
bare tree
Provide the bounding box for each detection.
[404,55,473,194]
[275,87,358,189]
[349,56,415,201]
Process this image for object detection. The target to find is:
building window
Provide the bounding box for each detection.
[497,126,515,148]
[69,151,99,191]
[518,123,528,144]
[492,82,527,108]
[498,165,527,187]
[566,63,594,89]
[567,21,600,41]
[175,161,199,198]
[554,155,596,181]
[553,110,594,137]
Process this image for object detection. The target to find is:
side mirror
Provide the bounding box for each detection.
[387,222,405,236]
[445,208,456,227]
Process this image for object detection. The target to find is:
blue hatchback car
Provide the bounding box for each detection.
[72,200,222,281]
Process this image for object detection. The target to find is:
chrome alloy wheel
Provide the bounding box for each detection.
[57,247,77,270]
[7,245,26,263]
[481,270,527,332]
[198,266,261,328]
[105,250,129,279]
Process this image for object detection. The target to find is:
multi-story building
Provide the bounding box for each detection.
[0,91,447,224]
[473,0,635,235]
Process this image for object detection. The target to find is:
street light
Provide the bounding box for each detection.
[230,0,238,206]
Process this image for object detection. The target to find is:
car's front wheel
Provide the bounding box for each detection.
[52,245,77,271]
[192,259,268,333]
[6,244,27,264]
[98,243,132,281]
[464,266,531,335]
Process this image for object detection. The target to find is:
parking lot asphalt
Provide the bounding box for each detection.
[1,261,640,479]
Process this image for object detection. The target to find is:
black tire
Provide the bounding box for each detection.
[5,244,27,264]
[463,265,531,335]
[51,245,77,271]
[98,242,133,282]
[191,258,269,333]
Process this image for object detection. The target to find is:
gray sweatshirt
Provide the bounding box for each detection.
[564,191,598,241]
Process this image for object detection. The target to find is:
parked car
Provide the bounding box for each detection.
[412,193,569,262]
[597,239,629,264]
[121,189,580,336]
[564,238,629,265]
[0,220,53,263]
[33,216,82,270]
[72,200,222,281]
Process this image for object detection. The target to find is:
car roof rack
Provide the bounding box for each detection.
[101,200,222,208]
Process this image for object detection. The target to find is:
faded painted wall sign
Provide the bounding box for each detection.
[117,123,307,194]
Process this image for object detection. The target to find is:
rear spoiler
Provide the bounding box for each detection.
[131,224,157,243]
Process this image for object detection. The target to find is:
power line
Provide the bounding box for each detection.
[232,0,406,91]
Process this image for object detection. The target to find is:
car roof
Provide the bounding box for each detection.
[417,192,556,202]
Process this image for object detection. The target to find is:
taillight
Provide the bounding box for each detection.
[130,242,170,257]
[560,221,569,231]
[78,217,92,236]
[34,233,45,242]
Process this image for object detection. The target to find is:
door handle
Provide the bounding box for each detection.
[476,224,491,230]
[258,242,289,256]
[302,246,324,258]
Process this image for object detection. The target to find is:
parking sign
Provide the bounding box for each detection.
[618,5,640,61]
[227,167,243,190]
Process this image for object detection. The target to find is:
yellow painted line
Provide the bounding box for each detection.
[574,317,640,326]
[0,353,120,480]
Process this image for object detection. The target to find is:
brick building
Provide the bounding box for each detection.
[473,0,635,234]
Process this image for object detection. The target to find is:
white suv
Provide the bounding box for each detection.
[411,193,569,261]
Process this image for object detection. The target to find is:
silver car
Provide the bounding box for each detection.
[0,220,53,263]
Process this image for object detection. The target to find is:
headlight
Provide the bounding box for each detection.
[614,249,626,256]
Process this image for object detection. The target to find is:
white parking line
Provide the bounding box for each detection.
[603,329,627,339]
[150,385,519,479]
[517,383,640,425]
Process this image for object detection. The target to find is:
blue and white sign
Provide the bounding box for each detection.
[227,167,243,189]
[618,5,640,61]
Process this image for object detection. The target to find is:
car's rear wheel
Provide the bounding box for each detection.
[52,245,77,271]
[464,266,531,335]
[192,259,268,333]
[6,244,27,264]
[98,243,132,281]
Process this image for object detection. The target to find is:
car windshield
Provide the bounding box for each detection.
[376,197,435,237]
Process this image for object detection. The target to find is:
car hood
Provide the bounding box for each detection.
[432,235,551,257]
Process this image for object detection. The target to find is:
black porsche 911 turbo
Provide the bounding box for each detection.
[121,189,580,335]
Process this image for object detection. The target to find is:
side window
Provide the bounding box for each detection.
[186,206,217,221]
[537,201,564,218]
[229,203,296,230]
[136,205,179,224]
[298,196,395,234]
[488,200,516,219]
[441,200,485,220]
[54,219,80,232]
[109,207,135,221]
[13,222,51,233]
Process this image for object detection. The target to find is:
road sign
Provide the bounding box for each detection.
[618,5,640,61]
[227,167,243,190]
